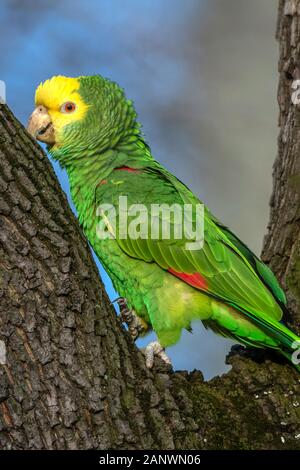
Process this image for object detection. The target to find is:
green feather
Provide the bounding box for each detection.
[47,74,300,371]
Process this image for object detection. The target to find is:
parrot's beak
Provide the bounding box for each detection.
[27,105,55,145]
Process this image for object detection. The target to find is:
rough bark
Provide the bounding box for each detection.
[0,0,299,450]
[262,0,300,332]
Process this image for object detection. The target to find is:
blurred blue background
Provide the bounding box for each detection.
[0,0,278,379]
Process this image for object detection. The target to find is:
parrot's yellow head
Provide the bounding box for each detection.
[28,74,138,163]
[28,76,89,147]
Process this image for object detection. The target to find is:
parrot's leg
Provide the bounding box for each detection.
[143,341,171,369]
[116,297,147,340]
[115,298,171,369]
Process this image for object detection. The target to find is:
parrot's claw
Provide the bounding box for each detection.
[114,299,171,369]
[143,341,171,369]
[116,297,146,340]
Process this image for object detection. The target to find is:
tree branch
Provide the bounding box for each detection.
[262,0,300,332]
[0,1,299,450]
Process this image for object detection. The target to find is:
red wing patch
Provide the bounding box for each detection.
[114,166,141,173]
[97,167,141,187]
[168,268,208,290]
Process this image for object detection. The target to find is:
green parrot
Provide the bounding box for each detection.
[28,74,300,370]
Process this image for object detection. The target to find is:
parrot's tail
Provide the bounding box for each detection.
[264,319,300,372]
[280,349,300,373]
[277,329,300,373]
[254,317,300,373]
[230,302,300,373]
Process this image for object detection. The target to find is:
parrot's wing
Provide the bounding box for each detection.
[96,163,286,326]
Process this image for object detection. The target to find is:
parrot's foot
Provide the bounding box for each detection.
[116,297,146,340]
[143,341,172,369]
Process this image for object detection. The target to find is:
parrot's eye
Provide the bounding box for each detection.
[60,102,76,113]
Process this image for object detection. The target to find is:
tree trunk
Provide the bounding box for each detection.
[0,0,299,450]
[262,0,300,331]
